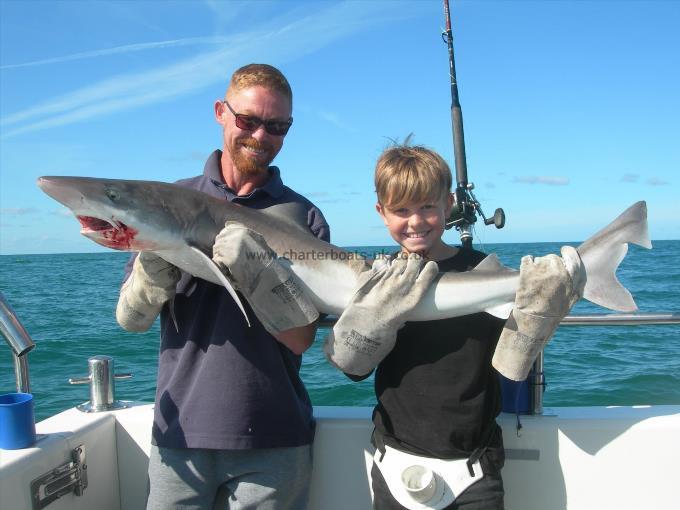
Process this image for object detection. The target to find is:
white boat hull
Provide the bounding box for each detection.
[2,403,679,510]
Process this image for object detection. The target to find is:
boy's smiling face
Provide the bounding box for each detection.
[377,194,454,259]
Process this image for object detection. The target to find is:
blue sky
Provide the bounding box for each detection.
[1,0,678,255]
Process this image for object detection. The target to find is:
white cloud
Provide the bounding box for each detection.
[1,207,38,215]
[316,198,348,204]
[318,110,357,132]
[53,208,75,218]
[1,2,419,138]
[513,176,569,186]
[0,37,233,70]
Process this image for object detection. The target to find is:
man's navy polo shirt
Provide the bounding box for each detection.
[129,150,329,450]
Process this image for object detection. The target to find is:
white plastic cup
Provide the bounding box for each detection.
[401,464,436,504]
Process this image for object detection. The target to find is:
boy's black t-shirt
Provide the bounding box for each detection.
[372,248,506,466]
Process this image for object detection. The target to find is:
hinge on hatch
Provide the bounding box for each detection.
[30,444,88,509]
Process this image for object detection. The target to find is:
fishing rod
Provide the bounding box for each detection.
[442,0,505,248]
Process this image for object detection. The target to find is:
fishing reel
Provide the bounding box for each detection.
[440,0,505,247]
[445,183,505,245]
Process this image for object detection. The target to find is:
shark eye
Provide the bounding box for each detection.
[105,188,120,202]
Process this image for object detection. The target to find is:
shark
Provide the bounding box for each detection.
[37,176,651,322]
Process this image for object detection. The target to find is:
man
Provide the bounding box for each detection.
[116,64,329,509]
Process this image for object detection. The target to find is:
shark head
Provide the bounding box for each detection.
[37,176,197,252]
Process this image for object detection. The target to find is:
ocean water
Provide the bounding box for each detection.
[1,241,678,422]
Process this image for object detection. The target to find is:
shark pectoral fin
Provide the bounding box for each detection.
[577,201,651,312]
[188,246,251,327]
[485,302,514,319]
[169,296,179,333]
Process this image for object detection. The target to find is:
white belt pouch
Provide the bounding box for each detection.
[373,445,484,510]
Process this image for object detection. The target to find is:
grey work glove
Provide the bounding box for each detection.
[212,222,319,335]
[116,252,181,332]
[492,246,586,381]
[324,254,439,376]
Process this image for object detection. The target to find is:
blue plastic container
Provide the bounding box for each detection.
[0,392,36,449]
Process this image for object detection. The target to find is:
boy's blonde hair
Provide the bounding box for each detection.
[227,63,293,105]
[375,144,452,209]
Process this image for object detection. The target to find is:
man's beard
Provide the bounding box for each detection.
[228,137,275,176]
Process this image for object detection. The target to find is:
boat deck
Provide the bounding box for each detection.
[2,403,679,509]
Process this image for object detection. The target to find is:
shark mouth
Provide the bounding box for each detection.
[77,216,138,250]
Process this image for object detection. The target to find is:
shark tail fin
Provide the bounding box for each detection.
[577,201,651,312]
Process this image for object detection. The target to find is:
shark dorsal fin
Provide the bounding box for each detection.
[473,254,515,319]
[472,253,505,272]
[259,202,311,235]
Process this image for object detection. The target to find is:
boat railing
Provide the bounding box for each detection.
[0,291,35,393]
[2,288,678,414]
[534,312,679,413]
[317,312,680,328]
[319,311,680,415]
[560,312,680,325]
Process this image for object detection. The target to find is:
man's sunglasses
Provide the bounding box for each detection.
[223,100,293,136]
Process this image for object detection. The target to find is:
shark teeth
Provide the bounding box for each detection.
[77,216,114,232]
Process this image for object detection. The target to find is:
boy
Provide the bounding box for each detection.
[324,143,583,509]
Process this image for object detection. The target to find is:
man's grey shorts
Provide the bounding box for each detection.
[146,444,313,510]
